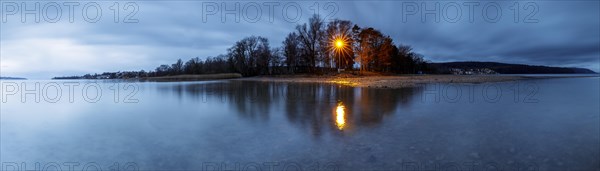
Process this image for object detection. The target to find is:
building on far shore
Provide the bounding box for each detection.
[449,68,498,75]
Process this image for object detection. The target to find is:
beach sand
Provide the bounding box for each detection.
[236,74,598,88]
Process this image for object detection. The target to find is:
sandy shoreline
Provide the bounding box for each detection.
[115,73,599,88]
[234,74,598,88]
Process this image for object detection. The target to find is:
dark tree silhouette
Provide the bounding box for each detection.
[227,36,271,76]
[296,14,325,72]
[283,32,302,73]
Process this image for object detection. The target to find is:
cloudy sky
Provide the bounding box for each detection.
[1,1,599,79]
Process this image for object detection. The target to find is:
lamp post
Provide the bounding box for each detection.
[335,39,343,69]
[331,33,351,73]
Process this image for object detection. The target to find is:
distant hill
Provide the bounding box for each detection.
[0,77,27,80]
[430,62,597,74]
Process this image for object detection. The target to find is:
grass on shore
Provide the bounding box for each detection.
[141,73,242,82]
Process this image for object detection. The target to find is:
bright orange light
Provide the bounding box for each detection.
[330,34,351,57]
[335,102,346,130]
[335,39,344,48]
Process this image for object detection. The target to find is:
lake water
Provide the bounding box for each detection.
[1,77,598,171]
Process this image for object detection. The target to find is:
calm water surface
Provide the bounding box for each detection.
[1,77,598,170]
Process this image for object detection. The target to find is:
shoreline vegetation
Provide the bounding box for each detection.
[138,73,242,82]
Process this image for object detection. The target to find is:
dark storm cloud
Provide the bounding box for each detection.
[1,1,598,78]
[502,44,599,62]
[337,1,599,70]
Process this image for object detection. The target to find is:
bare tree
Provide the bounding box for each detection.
[283,32,301,73]
[227,36,271,76]
[171,59,184,75]
[296,14,325,72]
[184,57,203,74]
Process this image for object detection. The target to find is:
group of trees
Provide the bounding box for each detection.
[151,56,232,77]
[279,14,429,74]
[141,15,431,77]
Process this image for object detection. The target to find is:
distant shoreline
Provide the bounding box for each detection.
[0,77,27,80]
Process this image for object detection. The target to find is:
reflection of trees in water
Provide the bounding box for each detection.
[158,81,423,136]
[354,87,422,126]
[224,81,273,121]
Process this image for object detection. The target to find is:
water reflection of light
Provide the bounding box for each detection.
[335,102,346,130]
[329,80,357,86]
